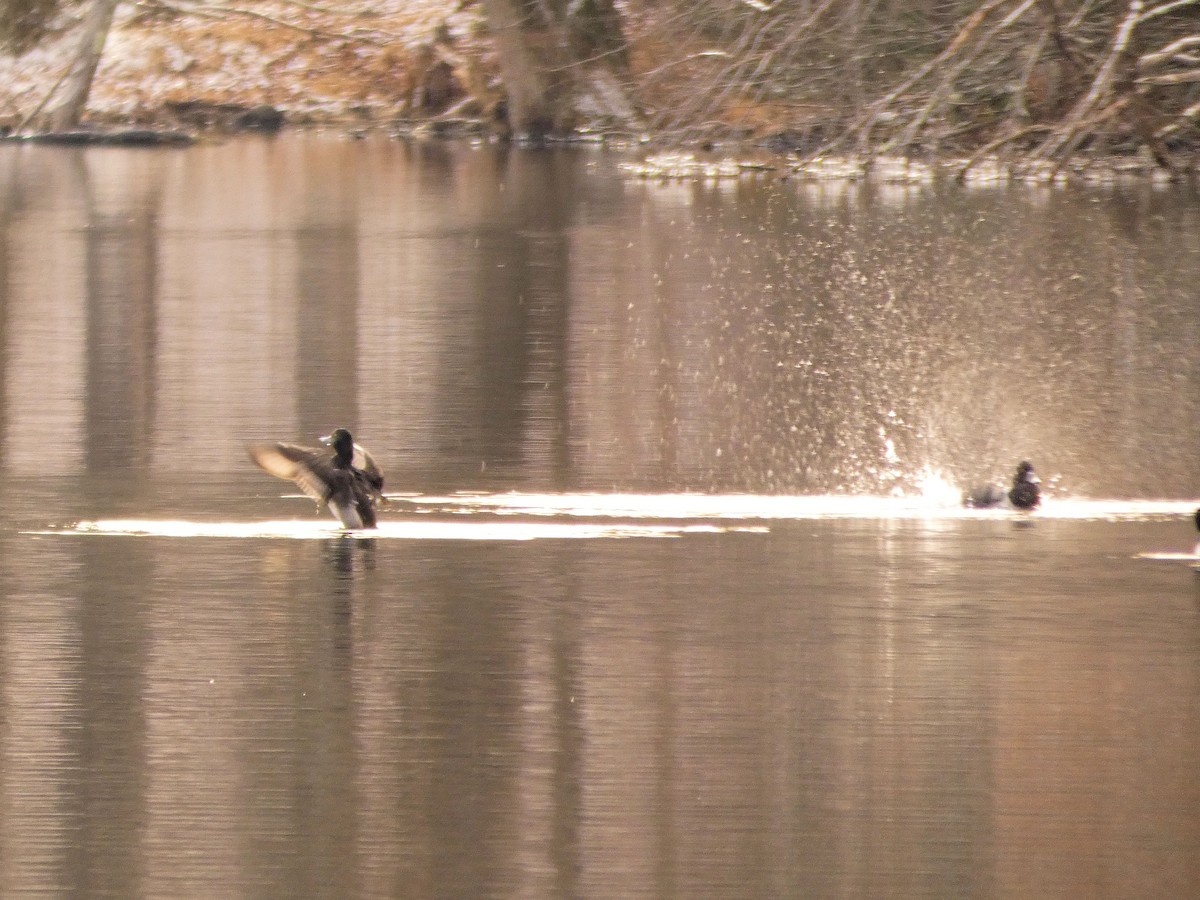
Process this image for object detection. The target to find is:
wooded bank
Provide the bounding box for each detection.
[3,1,1199,176]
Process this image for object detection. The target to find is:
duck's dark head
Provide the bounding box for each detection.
[321,428,356,464]
[1194,507,1200,533]
[1014,461,1038,483]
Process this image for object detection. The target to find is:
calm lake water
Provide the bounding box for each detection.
[1,135,1199,898]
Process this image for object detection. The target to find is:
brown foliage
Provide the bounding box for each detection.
[623,0,1200,169]
[1,0,64,52]
[5,0,1198,169]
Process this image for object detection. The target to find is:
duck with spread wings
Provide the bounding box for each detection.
[249,427,384,529]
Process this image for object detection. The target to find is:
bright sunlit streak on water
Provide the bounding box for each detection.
[35,519,766,541]
[25,493,1200,541]
[399,492,1200,522]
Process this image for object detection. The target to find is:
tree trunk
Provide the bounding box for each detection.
[481,0,639,140]
[481,0,562,138]
[44,0,121,131]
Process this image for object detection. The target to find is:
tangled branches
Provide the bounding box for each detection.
[632,0,1200,172]
[6,0,1197,169]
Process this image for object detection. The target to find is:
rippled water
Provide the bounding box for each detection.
[1,136,1199,898]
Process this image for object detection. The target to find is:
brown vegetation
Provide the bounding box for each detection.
[1,1,1198,174]
[629,0,1200,175]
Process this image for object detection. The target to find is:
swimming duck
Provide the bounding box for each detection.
[1007,460,1041,509]
[249,428,385,529]
[963,460,1041,510]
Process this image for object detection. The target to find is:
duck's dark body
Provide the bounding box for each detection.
[963,460,1041,510]
[1007,462,1041,510]
[962,483,1006,509]
[249,428,384,529]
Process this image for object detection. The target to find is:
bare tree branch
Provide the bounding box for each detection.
[1138,0,1199,22]
[1139,34,1200,68]
[1138,68,1200,83]
[891,0,1038,152]
[791,0,1013,164]
[142,0,342,38]
[954,122,1053,179]
[1031,0,1144,160]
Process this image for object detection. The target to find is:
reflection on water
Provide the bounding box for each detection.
[1,137,1199,897]
[1,137,1198,495]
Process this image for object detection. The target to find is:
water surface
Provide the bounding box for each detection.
[1,136,1199,898]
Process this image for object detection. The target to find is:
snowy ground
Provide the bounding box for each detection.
[0,0,482,130]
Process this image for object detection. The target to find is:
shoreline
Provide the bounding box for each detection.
[3,113,1195,192]
[2,4,1198,186]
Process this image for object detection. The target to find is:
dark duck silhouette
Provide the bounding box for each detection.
[1006,460,1041,509]
[963,460,1041,510]
[249,428,385,529]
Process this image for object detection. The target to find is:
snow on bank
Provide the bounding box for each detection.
[0,0,479,127]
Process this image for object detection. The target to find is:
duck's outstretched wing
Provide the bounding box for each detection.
[248,442,337,504]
